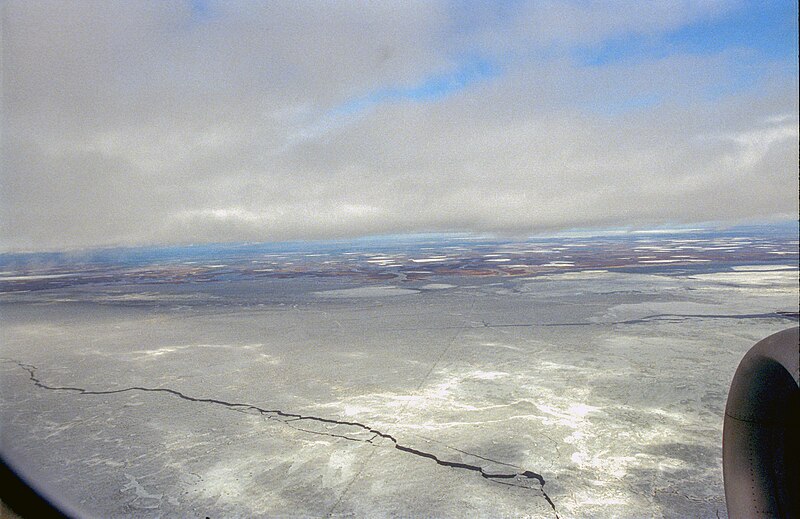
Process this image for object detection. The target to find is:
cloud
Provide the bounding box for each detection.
[1,1,797,251]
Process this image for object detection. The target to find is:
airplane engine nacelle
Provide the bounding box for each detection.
[723,326,799,518]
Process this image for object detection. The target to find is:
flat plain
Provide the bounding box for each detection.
[1,226,798,518]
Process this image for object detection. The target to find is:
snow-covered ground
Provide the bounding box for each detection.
[1,251,797,518]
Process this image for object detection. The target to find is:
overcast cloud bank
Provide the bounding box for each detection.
[2,1,798,252]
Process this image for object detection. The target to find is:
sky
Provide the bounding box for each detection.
[1,0,798,252]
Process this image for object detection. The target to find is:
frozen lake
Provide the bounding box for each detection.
[1,229,798,518]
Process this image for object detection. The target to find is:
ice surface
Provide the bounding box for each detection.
[314,286,420,298]
[1,230,798,518]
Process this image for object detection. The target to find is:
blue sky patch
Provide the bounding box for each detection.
[334,57,499,116]
[575,2,798,67]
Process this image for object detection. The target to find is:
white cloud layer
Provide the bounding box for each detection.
[1,1,797,251]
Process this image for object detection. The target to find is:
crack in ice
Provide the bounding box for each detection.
[373,311,798,332]
[5,359,559,518]
[480,311,799,328]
